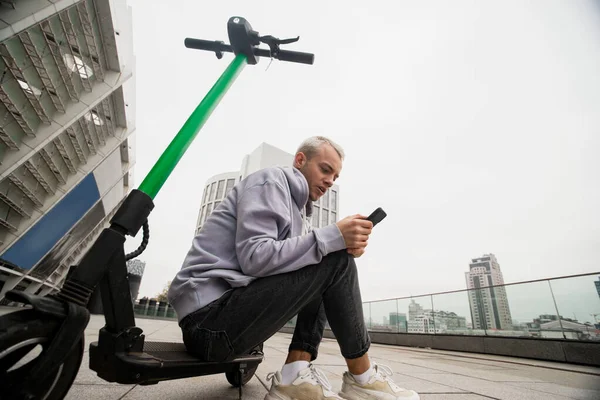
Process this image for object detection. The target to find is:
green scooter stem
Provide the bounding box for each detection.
[138,54,247,199]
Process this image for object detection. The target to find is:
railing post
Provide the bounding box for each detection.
[431,294,436,334]
[396,299,400,333]
[548,280,567,339]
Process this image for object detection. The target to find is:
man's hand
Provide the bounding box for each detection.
[347,247,367,258]
[336,214,373,253]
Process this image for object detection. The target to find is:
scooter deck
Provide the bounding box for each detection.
[89,340,263,385]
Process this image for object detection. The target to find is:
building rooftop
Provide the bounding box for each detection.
[66,315,600,400]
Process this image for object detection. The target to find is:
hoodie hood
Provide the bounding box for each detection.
[281,166,313,217]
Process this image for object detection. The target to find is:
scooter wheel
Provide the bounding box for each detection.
[225,343,263,387]
[0,308,84,400]
[225,364,258,387]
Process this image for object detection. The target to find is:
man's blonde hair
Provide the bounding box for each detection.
[296,136,345,161]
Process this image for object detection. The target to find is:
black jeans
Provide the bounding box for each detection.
[179,250,371,362]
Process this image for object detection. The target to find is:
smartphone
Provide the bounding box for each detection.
[366,207,387,227]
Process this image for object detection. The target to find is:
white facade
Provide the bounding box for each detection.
[0,0,135,302]
[406,300,467,333]
[195,142,340,234]
[408,299,424,322]
[239,142,294,181]
[407,316,447,334]
[195,171,239,235]
[465,254,513,330]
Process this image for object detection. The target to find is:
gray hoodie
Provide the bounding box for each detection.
[167,166,346,322]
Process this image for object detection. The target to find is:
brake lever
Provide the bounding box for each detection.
[276,36,300,45]
[259,35,300,56]
[260,35,299,45]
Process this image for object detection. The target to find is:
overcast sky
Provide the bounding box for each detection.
[123,0,600,312]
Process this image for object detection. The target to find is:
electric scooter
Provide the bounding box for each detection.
[0,16,314,400]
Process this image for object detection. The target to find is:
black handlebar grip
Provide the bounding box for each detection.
[184,38,232,53]
[275,50,315,65]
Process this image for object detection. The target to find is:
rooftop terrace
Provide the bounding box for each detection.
[65,315,600,400]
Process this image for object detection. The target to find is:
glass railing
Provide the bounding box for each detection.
[133,299,177,320]
[134,272,600,342]
[362,272,600,341]
[288,272,600,342]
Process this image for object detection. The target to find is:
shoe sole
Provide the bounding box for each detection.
[265,390,345,400]
[264,393,291,400]
[339,389,420,400]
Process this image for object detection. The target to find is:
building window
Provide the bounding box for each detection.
[214,201,221,210]
[205,203,213,222]
[331,211,337,223]
[321,209,328,227]
[202,185,209,204]
[312,206,320,228]
[209,182,216,201]
[199,205,206,226]
[331,190,337,211]
[225,179,235,196]
[216,180,225,199]
[323,190,330,209]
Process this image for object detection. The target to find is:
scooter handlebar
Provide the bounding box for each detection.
[184,38,314,65]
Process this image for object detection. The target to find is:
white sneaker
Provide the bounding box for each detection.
[264,363,345,400]
[339,363,420,400]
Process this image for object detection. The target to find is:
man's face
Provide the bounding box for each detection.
[294,144,342,202]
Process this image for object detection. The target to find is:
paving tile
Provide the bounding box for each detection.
[422,355,516,370]
[388,357,544,383]
[380,376,466,394]
[399,347,600,375]
[453,369,542,382]
[64,383,133,399]
[506,381,600,400]
[312,363,350,378]
[368,355,464,375]
[312,352,347,366]
[406,373,573,400]
[121,374,266,399]
[419,395,490,399]
[497,367,600,390]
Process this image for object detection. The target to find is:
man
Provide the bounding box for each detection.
[168,136,420,400]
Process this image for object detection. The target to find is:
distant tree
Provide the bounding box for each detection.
[156,281,171,303]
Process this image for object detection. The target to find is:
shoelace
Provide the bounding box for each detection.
[373,362,403,391]
[266,364,333,391]
[303,364,333,391]
[373,362,394,378]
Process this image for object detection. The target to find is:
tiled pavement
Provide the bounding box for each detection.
[60,315,600,399]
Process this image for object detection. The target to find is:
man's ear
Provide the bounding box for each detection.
[294,152,307,168]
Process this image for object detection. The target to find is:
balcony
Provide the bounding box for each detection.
[0,0,134,299]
